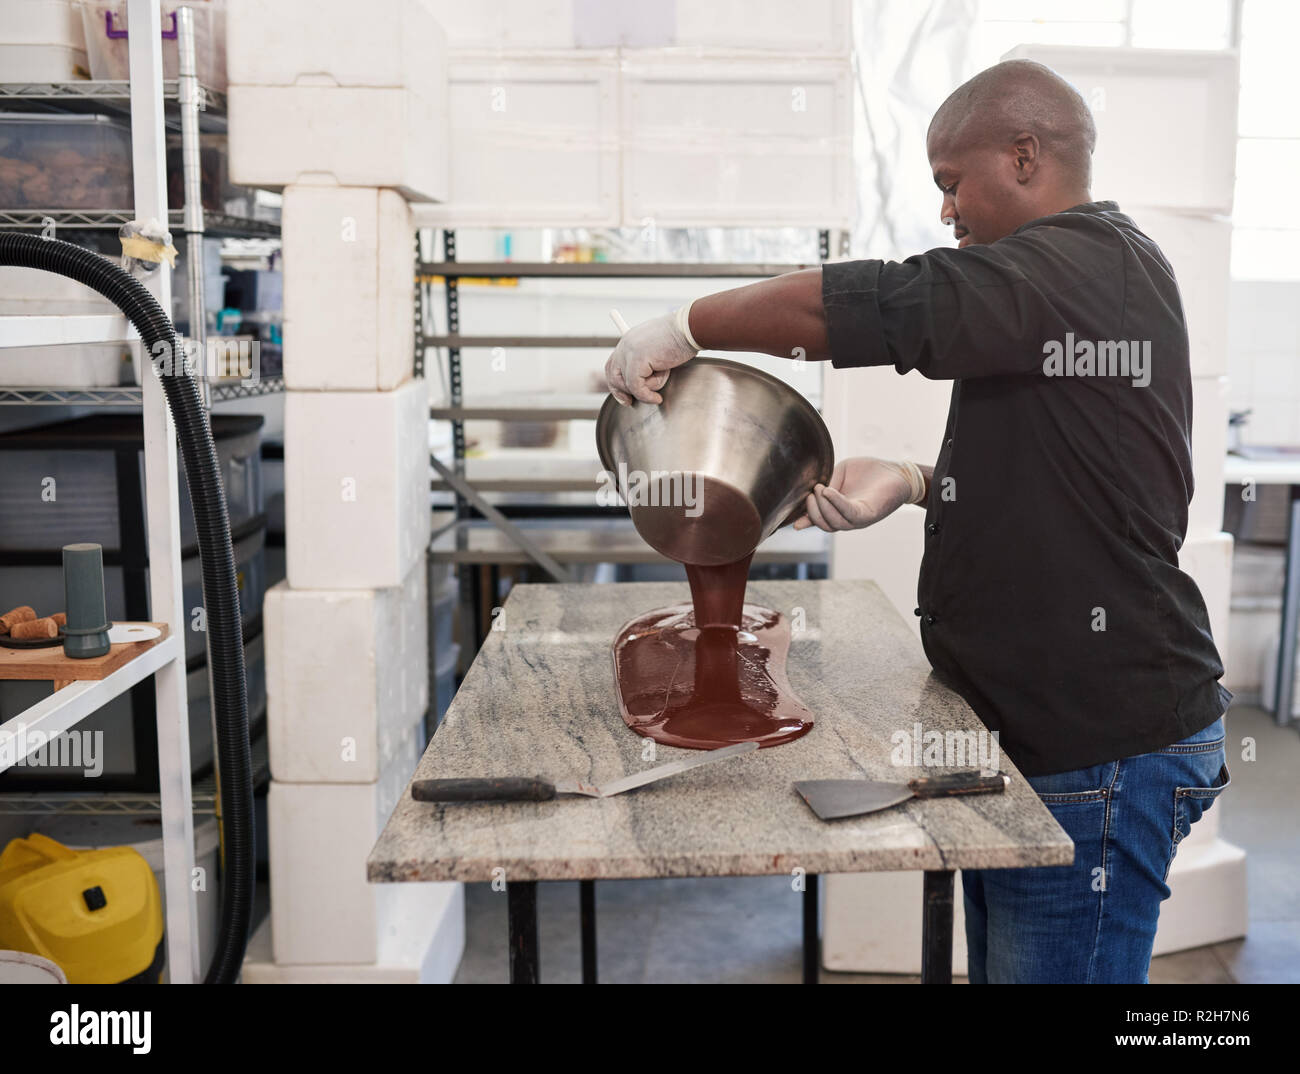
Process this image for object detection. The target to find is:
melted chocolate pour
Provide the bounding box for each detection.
[612,551,814,750]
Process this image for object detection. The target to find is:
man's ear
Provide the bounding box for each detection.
[1012,132,1040,183]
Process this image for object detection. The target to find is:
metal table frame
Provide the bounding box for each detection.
[501,869,956,985]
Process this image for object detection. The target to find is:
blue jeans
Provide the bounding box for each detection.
[962,716,1230,984]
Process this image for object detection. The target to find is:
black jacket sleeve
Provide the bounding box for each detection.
[821,218,1130,380]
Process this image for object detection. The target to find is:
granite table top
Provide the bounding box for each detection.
[368,580,1073,883]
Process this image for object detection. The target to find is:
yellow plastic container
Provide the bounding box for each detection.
[0,833,163,984]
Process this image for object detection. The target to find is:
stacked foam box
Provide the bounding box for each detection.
[410,2,853,229]
[822,46,1246,973]
[227,1,459,982]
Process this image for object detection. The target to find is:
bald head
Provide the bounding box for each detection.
[928,60,1096,189]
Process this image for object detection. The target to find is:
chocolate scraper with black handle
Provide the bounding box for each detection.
[412,741,758,803]
[795,770,1010,820]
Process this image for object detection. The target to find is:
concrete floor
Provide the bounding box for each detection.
[453,703,1299,984]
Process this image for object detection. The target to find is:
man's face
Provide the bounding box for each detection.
[926,126,1034,249]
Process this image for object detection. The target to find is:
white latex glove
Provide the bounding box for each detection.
[604,303,699,405]
[792,457,927,531]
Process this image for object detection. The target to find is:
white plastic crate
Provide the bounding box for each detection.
[265,560,428,784]
[284,377,432,589]
[410,51,619,227]
[620,51,852,228]
[281,185,413,391]
[1003,45,1238,214]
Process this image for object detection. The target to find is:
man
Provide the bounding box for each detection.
[604,60,1232,984]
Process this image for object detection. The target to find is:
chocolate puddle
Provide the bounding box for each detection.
[612,552,814,750]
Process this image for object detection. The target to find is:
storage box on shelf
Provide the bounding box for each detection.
[281,185,413,391]
[267,723,463,968]
[0,414,263,557]
[0,0,89,81]
[265,558,428,784]
[0,113,134,211]
[1003,45,1238,215]
[225,0,449,202]
[284,377,431,590]
[78,0,228,92]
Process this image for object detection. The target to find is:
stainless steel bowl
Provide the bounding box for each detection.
[596,357,834,566]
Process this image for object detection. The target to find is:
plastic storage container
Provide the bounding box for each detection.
[80,0,227,92]
[0,413,263,553]
[0,113,133,210]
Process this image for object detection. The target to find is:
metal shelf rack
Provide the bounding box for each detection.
[0,0,234,982]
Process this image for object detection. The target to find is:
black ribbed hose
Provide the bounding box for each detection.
[0,233,253,984]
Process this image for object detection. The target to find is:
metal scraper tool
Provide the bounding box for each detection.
[411,740,759,803]
[795,770,1010,821]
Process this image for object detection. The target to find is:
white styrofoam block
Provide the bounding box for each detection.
[265,563,428,784]
[1178,531,1234,668]
[410,51,618,227]
[675,0,851,53]
[822,870,968,977]
[228,83,448,202]
[1189,375,1229,538]
[281,186,414,391]
[423,0,576,48]
[1130,208,1231,379]
[243,881,465,982]
[269,725,462,965]
[228,0,446,94]
[1152,837,1248,956]
[284,378,432,589]
[1004,46,1238,214]
[620,52,853,228]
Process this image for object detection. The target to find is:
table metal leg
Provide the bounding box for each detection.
[803,873,819,984]
[921,870,954,984]
[580,879,597,984]
[1275,483,1300,727]
[507,881,538,983]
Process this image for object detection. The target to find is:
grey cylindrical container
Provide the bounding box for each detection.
[63,542,111,659]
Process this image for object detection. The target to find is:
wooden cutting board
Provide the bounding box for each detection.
[0,623,169,683]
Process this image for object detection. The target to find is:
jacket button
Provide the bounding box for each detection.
[946,438,953,448]
[925,614,938,625]
[926,522,939,535]
[914,607,922,617]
